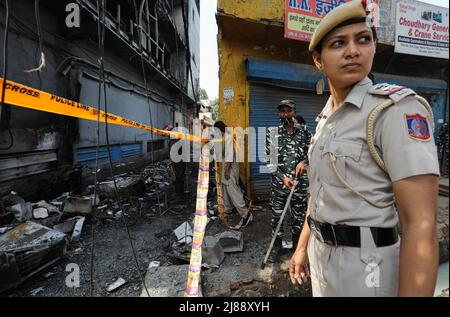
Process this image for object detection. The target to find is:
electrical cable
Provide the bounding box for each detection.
[24,0,45,74]
[180,0,199,105]
[2,3,182,112]
[0,0,13,151]
[89,0,107,296]
[96,0,150,298]
[172,0,190,203]
[135,0,155,163]
[57,56,178,110]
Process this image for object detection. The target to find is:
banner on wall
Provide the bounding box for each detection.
[284,0,350,42]
[395,2,449,59]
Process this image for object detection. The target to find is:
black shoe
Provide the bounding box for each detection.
[267,237,282,263]
[233,212,253,230]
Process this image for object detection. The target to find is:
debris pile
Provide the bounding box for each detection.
[0,221,67,293]
[0,160,175,293]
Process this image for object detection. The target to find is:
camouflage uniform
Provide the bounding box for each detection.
[266,123,311,238]
[437,123,449,175]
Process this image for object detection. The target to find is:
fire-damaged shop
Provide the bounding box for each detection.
[0,0,200,293]
[0,0,200,199]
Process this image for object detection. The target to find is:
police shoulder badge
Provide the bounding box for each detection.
[405,113,431,141]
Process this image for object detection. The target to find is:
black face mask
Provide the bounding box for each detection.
[280,116,294,125]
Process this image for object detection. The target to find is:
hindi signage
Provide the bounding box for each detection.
[284,0,349,42]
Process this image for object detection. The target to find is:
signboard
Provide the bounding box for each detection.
[223,87,234,104]
[284,0,349,42]
[395,2,449,59]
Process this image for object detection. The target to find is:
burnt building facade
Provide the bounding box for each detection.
[0,0,200,198]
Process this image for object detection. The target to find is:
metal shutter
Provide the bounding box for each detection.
[249,82,329,200]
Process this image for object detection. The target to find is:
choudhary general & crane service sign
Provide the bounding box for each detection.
[395,2,449,59]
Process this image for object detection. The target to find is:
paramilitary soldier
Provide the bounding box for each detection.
[265,99,310,263]
[289,0,440,297]
[437,122,449,175]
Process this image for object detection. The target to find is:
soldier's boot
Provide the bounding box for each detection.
[292,233,300,251]
[267,237,282,263]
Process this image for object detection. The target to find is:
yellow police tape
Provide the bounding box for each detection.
[0,77,205,143]
[0,77,231,297]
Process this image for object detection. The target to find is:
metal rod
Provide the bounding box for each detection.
[155,2,159,61]
[129,19,134,37]
[261,180,298,269]
[146,0,150,54]
[116,4,121,31]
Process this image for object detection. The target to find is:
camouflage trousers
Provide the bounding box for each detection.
[270,173,308,238]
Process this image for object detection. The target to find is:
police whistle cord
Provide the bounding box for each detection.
[366,95,434,174]
[329,152,395,208]
[261,180,298,270]
[0,77,230,297]
[332,94,434,209]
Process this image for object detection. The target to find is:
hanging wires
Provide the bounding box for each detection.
[134,0,155,163]
[94,0,150,298]
[24,0,45,73]
[0,0,13,151]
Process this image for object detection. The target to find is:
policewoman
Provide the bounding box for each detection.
[289,0,440,297]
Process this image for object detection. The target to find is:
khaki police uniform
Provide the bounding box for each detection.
[303,0,440,297]
[307,77,440,297]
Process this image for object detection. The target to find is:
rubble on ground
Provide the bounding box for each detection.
[200,256,312,297]
[30,287,44,296]
[140,264,195,297]
[33,207,49,219]
[7,202,33,222]
[2,192,25,206]
[202,235,225,266]
[107,277,127,292]
[215,230,244,253]
[4,162,445,297]
[62,196,93,215]
[0,160,174,294]
[173,220,194,244]
[0,221,67,293]
[70,217,85,242]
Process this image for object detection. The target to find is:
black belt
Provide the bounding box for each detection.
[307,216,399,248]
